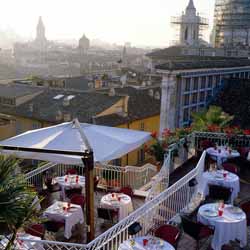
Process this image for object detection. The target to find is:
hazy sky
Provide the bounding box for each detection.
[0,0,215,47]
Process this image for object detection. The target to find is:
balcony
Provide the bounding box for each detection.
[1,132,250,250]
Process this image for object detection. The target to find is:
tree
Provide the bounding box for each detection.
[191,106,234,131]
[0,155,40,250]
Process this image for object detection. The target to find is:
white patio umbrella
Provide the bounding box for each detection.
[0,119,151,165]
[0,118,152,242]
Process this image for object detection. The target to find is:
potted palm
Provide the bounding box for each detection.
[0,155,41,250]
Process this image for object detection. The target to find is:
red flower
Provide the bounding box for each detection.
[151,131,158,138]
[207,124,220,132]
[243,129,250,135]
[162,128,171,137]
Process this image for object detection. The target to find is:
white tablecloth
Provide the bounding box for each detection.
[206,147,240,166]
[44,201,84,239]
[118,236,175,250]
[100,193,133,220]
[55,175,85,200]
[198,203,247,250]
[198,171,240,203]
[0,233,42,250]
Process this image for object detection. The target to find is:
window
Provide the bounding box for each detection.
[215,76,220,87]
[192,93,198,104]
[199,91,205,102]
[206,90,212,101]
[137,148,145,164]
[184,78,191,92]
[140,122,145,131]
[183,108,189,122]
[208,76,213,88]
[183,94,190,106]
[201,77,206,89]
[32,123,40,130]
[112,158,122,166]
[193,77,199,90]
[191,106,197,115]
[16,121,22,135]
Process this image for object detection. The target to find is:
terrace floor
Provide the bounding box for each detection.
[37,156,250,249]
[40,189,145,244]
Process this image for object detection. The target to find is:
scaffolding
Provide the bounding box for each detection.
[171,13,208,46]
[214,0,250,48]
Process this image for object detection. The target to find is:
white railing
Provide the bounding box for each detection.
[25,162,85,188]
[193,131,250,149]
[94,163,158,191]
[21,151,206,250]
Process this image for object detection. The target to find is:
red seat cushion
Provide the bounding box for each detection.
[66,169,77,175]
[70,194,85,207]
[199,226,214,239]
[222,163,238,174]
[25,224,45,238]
[154,225,180,246]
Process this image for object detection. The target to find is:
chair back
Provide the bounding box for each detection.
[208,184,232,202]
[120,186,133,198]
[25,224,45,238]
[94,176,100,192]
[180,215,202,240]
[222,163,238,174]
[44,176,53,189]
[154,224,180,247]
[70,194,85,208]
[66,168,77,175]
[238,147,250,159]
[97,207,117,221]
[65,187,82,198]
[240,200,250,226]
[44,221,64,232]
[200,140,214,150]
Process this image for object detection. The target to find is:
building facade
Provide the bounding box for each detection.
[214,0,250,48]
[157,59,250,131]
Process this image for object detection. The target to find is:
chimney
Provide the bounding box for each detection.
[28,103,34,112]
[63,97,70,107]
[55,110,63,121]
[63,112,71,122]
[148,89,154,97]
[109,87,116,96]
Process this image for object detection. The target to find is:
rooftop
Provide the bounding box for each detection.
[156,58,250,71]
[0,84,42,98]
[94,86,161,126]
[0,88,122,123]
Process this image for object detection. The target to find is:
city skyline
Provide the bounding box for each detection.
[0,0,215,47]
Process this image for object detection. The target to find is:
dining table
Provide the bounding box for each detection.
[118,236,175,250]
[198,170,240,203]
[43,201,84,239]
[100,193,134,221]
[54,175,85,200]
[198,203,247,250]
[206,147,240,166]
[0,233,43,250]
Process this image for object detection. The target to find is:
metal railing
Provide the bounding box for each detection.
[94,163,158,191]
[20,148,206,250]
[193,131,250,148]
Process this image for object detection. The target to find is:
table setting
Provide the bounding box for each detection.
[118,236,175,250]
[198,169,240,203]
[198,203,247,250]
[43,201,84,239]
[0,233,43,250]
[100,193,134,220]
[206,146,240,166]
[54,175,85,200]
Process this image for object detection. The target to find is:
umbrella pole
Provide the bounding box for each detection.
[82,151,95,242]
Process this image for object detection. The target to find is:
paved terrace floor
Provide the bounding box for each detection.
[39,156,250,249]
